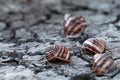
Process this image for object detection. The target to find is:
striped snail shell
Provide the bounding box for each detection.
[46,45,70,63]
[81,38,106,55]
[63,13,87,38]
[92,53,113,75]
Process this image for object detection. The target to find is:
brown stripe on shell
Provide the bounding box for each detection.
[49,45,59,56]
[57,45,65,57]
[63,46,69,60]
[64,20,76,36]
[81,47,95,55]
[64,16,75,28]
[93,55,110,73]
[70,23,82,35]
[69,22,81,35]
[70,16,86,35]
[46,45,60,62]
[82,42,100,55]
[54,45,62,57]
[71,22,87,36]
[67,21,77,35]
[63,14,87,38]
[46,45,70,63]
[58,46,70,60]
[47,45,57,53]
[94,53,109,65]
[92,39,105,53]
[60,46,66,59]
[64,14,73,22]
[97,39,106,53]
[65,47,70,60]
[81,38,106,55]
[46,45,59,60]
[94,39,104,47]
[82,47,93,55]
[105,57,113,70]
[92,39,102,50]
[92,53,113,75]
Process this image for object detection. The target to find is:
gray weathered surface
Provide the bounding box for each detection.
[0,0,120,80]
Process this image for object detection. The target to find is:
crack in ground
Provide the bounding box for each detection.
[99,14,120,26]
[62,0,110,16]
[110,70,120,78]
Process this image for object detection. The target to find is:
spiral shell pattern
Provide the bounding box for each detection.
[92,53,113,75]
[63,13,87,38]
[81,38,106,55]
[46,45,70,63]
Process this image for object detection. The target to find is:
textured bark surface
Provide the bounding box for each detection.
[0,0,120,80]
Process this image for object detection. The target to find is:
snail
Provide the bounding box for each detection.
[63,13,87,38]
[46,45,70,63]
[81,38,106,55]
[92,53,113,75]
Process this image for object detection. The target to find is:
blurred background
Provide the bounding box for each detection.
[0,0,119,43]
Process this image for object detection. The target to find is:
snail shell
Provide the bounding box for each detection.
[63,13,87,38]
[92,53,113,75]
[81,38,106,55]
[46,45,70,63]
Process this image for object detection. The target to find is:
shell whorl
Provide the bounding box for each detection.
[64,13,87,38]
[64,13,71,21]
[81,38,106,55]
[46,45,70,63]
[92,53,113,75]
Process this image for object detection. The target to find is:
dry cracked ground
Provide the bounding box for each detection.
[0,0,120,80]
